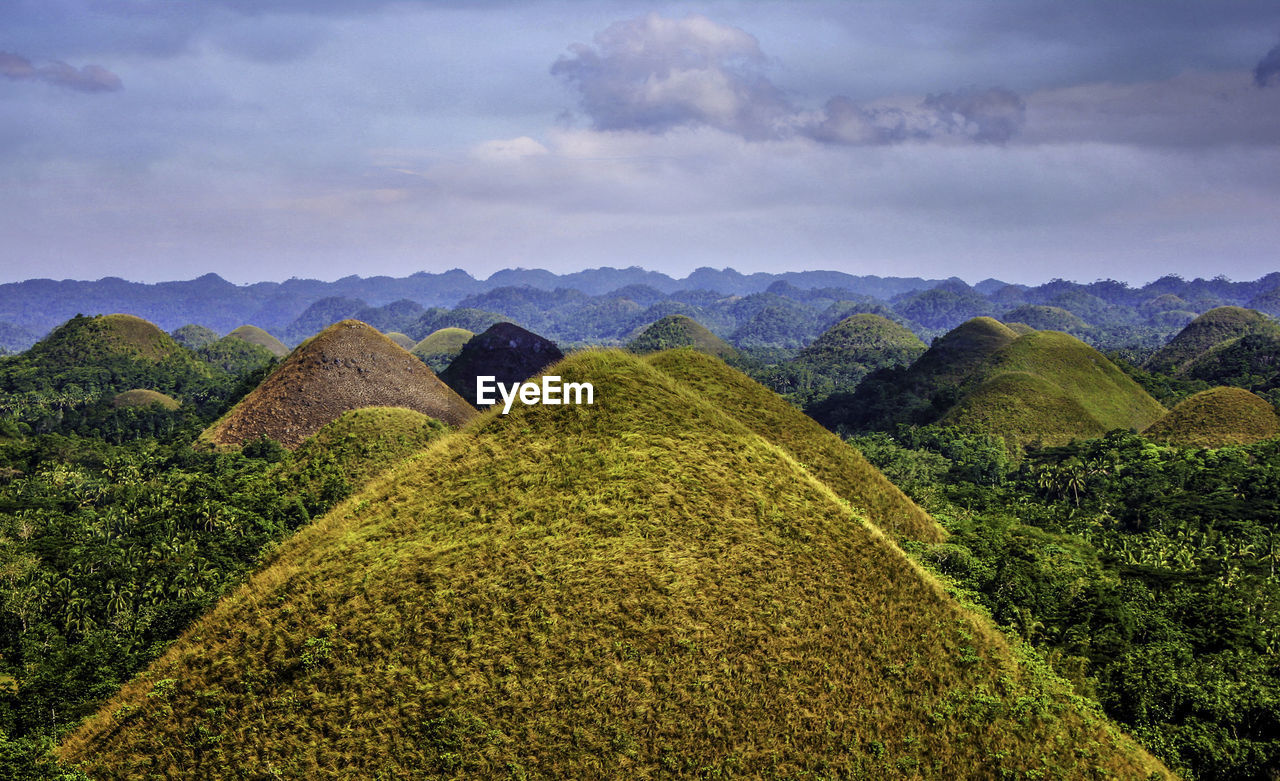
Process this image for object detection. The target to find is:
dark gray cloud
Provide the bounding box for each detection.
[0,51,122,92]
[555,14,1025,146]
[805,88,1025,145]
[1256,43,1280,87]
[551,13,794,140]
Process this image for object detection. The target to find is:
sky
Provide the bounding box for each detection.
[2,1,1279,286]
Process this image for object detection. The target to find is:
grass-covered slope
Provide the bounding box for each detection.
[382,331,416,351]
[411,327,474,372]
[170,324,220,350]
[1144,306,1280,375]
[999,305,1088,334]
[202,320,475,450]
[792,313,925,386]
[110,388,181,410]
[1143,387,1280,448]
[226,325,289,358]
[645,348,945,544]
[60,350,1167,779]
[907,316,1019,393]
[627,314,736,358]
[287,407,451,492]
[943,331,1165,451]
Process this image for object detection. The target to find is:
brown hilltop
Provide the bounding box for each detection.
[201,320,475,450]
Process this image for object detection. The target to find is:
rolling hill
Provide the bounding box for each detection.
[626,314,736,358]
[438,322,563,407]
[1144,306,1280,375]
[941,330,1166,451]
[1143,386,1280,448]
[791,313,926,389]
[383,331,416,351]
[110,388,180,410]
[60,350,1168,779]
[226,325,289,358]
[411,327,475,372]
[200,320,475,450]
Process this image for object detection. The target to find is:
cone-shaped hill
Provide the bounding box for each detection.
[411,327,474,372]
[1144,306,1280,375]
[383,331,416,351]
[941,330,1166,451]
[627,314,736,358]
[906,316,1020,392]
[226,325,289,358]
[999,305,1088,334]
[792,313,926,388]
[110,389,180,410]
[439,322,563,407]
[201,320,475,450]
[1143,387,1280,448]
[61,350,1168,779]
[646,348,944,543]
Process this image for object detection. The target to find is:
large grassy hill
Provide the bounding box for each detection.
[62,350,1168,779]
[201,320,475,449]
[791,313,925,389]
[411,327,474,372]
[1144,306,1280,375]
[1143,386,1280,448]
[645,348,944,543]
[942,331,1165,451]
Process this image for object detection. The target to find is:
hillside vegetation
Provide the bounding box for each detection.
[627,314,736,358]
[1144,306,1280,375]
[61,350,1167,779]
[110,389,181,410]
[226,325,289,358]
[1143,386,1280,448]
[411,327,474,372]
[201,320,475,449]
[645,348,945,543]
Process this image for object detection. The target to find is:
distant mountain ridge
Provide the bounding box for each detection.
[2,267,1278,353]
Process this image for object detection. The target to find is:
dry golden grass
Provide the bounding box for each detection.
[62,350,1169,779]
[1144,386,1280,448]
[201,319,475,450]
[110,388,180,410]
[226,325,289,358]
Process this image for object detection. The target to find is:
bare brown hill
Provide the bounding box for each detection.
[201,320,475,449]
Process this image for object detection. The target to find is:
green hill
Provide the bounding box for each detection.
[1144,306,1280,375]
[61,350,1168,779]
[1179,332,1280,390]
[201,320,476,450]
[906,316,1019,393]
[170,324,220,350]
[110,388,181,410]
[383,331,416,351]
[999,305,1088,334]
[197,336,278,377]
[288,407,451,491]
[645,348,944,544]
[226,325,289,358]
[1143,386,1280,448]
[792,313,925,388]
[411,327,475,373]
[2,314,219,403]
[943,331,1166,451]
[627,314,736,358]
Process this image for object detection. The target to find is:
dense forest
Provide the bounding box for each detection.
[1,272,1278,778]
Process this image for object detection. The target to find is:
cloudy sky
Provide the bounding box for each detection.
[3,1,1279,285]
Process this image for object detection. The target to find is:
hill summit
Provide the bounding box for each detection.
[225,325,289,358]
[627,314,735,358]
[201,319,475,449]
[793,313,925,388]
[1144,386,1280,448]
[1144,306,1280,375]
[62,350,1167,779]
[439,322,563,406]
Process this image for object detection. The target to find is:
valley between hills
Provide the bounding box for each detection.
[2,269,1280,779]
